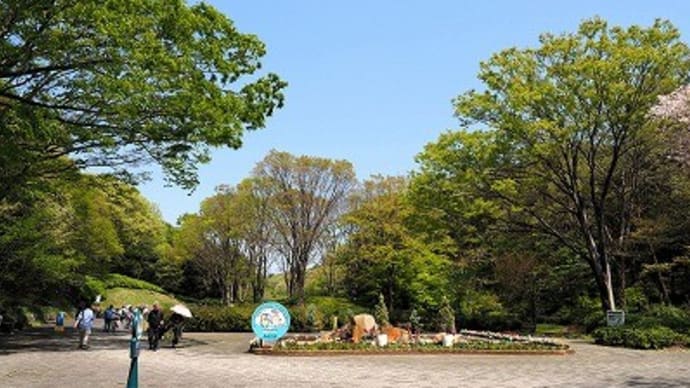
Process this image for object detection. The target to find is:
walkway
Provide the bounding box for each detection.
[1,323,689,387]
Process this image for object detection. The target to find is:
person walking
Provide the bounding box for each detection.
[74,301,94,350]
[163,312,186,349]
[146,302,163,351]
[104,305,116,332]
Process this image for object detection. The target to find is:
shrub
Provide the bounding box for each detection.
[457,291,520,332]
[305,303,323,331]
[185,305,255,332]
[374,294,390,327]
[593,326,681,349]
[640,305,690,334]
[186,297,366,333]
[409,308,421,334]
[438,296,456,333]
[289,305,315,332]
[300,296,365,328]
[623,287,648,313]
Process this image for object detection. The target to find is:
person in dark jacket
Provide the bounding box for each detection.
[163,312,185,348]
[147,303,164,351]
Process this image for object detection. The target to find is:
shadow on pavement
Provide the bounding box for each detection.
[0,324,208,355]
[625,376,690,387]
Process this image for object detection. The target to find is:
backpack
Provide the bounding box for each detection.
[105,309,114,320]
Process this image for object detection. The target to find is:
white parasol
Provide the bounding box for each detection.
[170,304,193,318]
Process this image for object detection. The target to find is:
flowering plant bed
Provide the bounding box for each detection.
[250,339,572,356]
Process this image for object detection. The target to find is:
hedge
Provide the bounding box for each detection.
[592,326,682,349]
[185,305,255,332]
[185,297,367,332]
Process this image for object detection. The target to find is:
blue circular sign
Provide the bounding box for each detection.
[251,302,291,341]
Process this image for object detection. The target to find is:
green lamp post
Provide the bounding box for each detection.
[127,309,143,388]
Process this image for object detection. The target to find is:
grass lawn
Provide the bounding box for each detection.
[104,287,181,310]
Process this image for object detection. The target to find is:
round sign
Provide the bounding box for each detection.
[251,302,291,341]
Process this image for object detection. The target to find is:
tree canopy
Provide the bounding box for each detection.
[0,0,286,194]
[429,18,690,311]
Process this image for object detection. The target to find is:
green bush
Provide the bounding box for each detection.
[640,305,690,334]
[593,326,681,349]
[185,305,255,332]
[300,296,365,328]
[374,294,390,327]
[623,287,648,313]
[552,295,604,333]
[185,297,367,333]
[84,276,106,302]
[289,305,314,332]
[458,291,520,332]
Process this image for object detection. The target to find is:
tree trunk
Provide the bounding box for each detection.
[587,252,616,313]
[617,256,626,310]
[222,282,231,306]
[650,249,671,304]
[289,257,307,303]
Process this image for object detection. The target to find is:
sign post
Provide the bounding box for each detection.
[127,309,143,388]
[606,310,625,327]
[251,302,291,346]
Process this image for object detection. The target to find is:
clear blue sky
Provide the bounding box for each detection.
[139,0,690,224]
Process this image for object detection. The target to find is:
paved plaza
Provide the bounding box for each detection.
[1,322,689,387]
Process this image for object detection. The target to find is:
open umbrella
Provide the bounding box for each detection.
[170,304,193,318]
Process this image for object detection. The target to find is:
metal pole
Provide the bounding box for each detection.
[126,309,143,388]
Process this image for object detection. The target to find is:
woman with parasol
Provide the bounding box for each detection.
[163,304,192,348]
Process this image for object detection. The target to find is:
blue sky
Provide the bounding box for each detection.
[139,0,690,224]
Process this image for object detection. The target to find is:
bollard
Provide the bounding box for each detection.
[55,311,65,333]
[126,309,143,388]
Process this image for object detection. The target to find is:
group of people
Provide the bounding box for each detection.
[72,301,186,351]
[102,304,139,332]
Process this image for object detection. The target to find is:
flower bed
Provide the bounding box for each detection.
[250,334,572,356]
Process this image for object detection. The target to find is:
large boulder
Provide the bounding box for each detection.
[351,314,377,343]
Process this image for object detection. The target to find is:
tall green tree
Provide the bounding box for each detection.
[339,176,450,319]
[253,150,356,302]
[442,18,690,312]
[174,187,248,305]
[0,0,286,196]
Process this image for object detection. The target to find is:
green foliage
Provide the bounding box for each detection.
[289,297,365,332]
[553,295,605,333]
[305,304,323,332]
[185,305,255,332]
[253,151,356,301]
[418,16,690,315]
[623,287,649,314]
[630,305,690,334]
[278,339,568,352]
[289,305,318,332]
[84,276,107,302]
[103,274,165,293]
[304,297,364,328]
[458,291,518,332]
[1,0,286,192]
[340,176,451,320]
[374,294,390,327]
[593,326,681,349]
[438,296,456,333]
[409,308,421,333]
